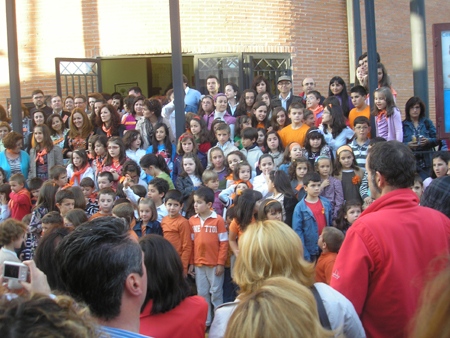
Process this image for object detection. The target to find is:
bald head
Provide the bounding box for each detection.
[302,78,316,94]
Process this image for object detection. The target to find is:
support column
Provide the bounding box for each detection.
[169,0,185,140]
[365,0,378,134]
[6,0,22,135]
[410,0,429,117]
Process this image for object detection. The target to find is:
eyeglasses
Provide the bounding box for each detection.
[355,126,369,130]
[278,82,291,86]
[304,82,314,86]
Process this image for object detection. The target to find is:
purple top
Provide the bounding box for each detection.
[376,107,403,142]
[320,176,344,219]
[204,110,236,129]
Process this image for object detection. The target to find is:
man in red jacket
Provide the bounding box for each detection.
[331,141,450,338]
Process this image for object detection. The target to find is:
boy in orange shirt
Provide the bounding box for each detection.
[349,85,371,138]
[89,188,115,219]
[315,226,345,285]
[9,173,31,221]
[278,102,310,147]
[188,186,228,328]
[161,190,192,276]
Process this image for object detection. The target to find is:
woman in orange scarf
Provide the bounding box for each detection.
[95,104,125,138]
[66,150,95,187]
[63,108,94,159]
[28,125,64,181]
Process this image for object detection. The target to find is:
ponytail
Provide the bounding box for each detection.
[156,154,171,176]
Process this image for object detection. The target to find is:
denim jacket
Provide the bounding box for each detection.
[292,196,332,262]
[402,118,438,168]
[133,220,163,238]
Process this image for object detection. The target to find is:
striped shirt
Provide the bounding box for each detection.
[100,326,152,338]
[350,138,370,169]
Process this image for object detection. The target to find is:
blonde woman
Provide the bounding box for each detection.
[209,220,365,338]
[224,277,334,338]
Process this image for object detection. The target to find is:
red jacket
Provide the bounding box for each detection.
[9,188,31,221]
[330,189,450,338]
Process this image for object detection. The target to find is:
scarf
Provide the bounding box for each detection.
[68,164,90,186]
[95,156,107,175]
[35,148,48,165]
[102,125,112,138]
[376,109,387,123]
[53,136,64,145]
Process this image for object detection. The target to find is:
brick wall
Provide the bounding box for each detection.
[0,0,448,128]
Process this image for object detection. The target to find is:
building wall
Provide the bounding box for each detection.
[0,0,449,124]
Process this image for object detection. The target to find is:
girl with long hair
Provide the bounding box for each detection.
[28,124,64,181]
[327,76,354,118]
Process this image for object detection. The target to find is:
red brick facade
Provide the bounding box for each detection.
[0,0,449,123]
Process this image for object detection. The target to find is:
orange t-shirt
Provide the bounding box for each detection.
[315,252,338,285]
[349,105,371,138]
[229,216,256,238]
[89,211,112,220]
[278,123,310,148]
[256,122,266,129]
[161,214,192,274]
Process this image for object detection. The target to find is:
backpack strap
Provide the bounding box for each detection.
[311,285,332,330]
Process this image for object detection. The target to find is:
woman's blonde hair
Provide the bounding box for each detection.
[68,108,93,139]
[224,277,335,338]
[410,262,450,338]
[233,220,315,296]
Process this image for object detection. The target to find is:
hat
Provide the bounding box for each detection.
[277,75,292,83]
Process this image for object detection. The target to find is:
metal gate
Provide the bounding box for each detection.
[195,53,291,95]
[55,58,102,98]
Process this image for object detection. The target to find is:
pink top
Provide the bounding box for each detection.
[122,114,136,130]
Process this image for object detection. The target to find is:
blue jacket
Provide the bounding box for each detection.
[292,196,332,262]
[402,118,438,168]
[133,220,163,238]
[0,150,30,181]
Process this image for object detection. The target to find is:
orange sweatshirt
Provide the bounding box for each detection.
[161,214,192,274]
[189,212,229,266]
[315,252,338,285]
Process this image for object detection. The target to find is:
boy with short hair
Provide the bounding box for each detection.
[207,124,238,168]
[9,174,32,221]
[161,189,192,275]
[55,189,75,218]
[315,227,345,285]
[293,172,332,262]
[350,116,371,169]
[80,177,99,217]
[278,102,309,147]
[202,170,222,216]
[28,177,44,207]
[306,90,324,120]
[89,188,115,219]
[41,211,64,234]
[303,109,316,128]
[240,127,263,170]
[97,172,114,190]
[50,165,68,188]
[412,174,424,199]
[147,178,169,222]
[349,85,371,137]
[188,187,229,328]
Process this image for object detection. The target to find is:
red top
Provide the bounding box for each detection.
[9,188,31,221]
[331,189,450,338]
[139,296,208,338]
[305,199,326,235]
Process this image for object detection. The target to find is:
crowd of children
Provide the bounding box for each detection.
[0,67,449,337]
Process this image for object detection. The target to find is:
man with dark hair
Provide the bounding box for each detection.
[54,217,148,337]
[128,86,143,97]
[206,75,220,97]
[74,94,87,112]
[331,141,450,338]
[183,74,201,113]
[50,95,71,127]
[30,89,52,116]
